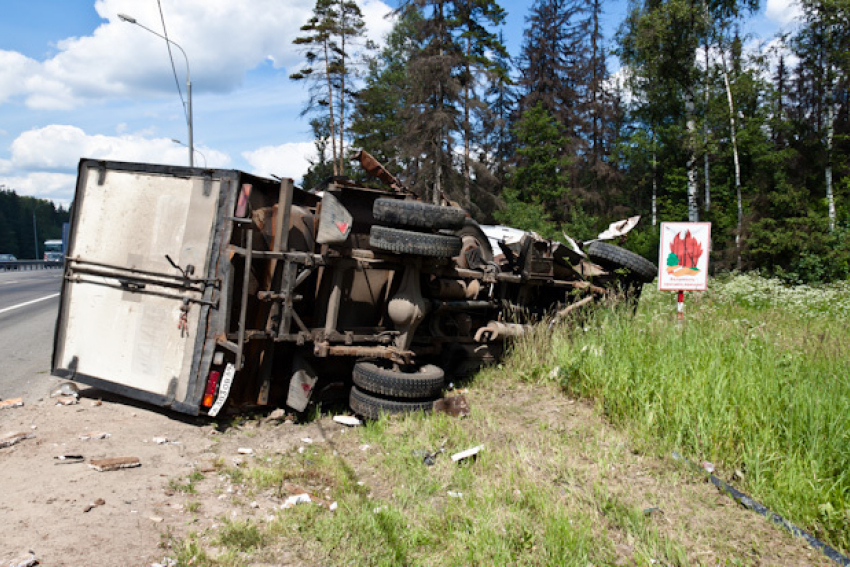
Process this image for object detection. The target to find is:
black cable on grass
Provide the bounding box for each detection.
[671,452,850,566]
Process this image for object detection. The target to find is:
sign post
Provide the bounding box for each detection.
[658,222,711,321]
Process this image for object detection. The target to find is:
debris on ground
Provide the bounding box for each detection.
[50,382,80,398]
[433,394,470,418]
[333,415,362,427]
[79,432,111,440]
[83,498,105,512]
[0,398,24,410]
[447,491,463,498]
[54,455,84,464]
[0,432,34,449]
[151,437,168,444]
[55,396,78,406]
[282,493,312,509]
[451,445,483,463]
[237,447,254,455]
[7,551,38,567]
[88,456,141,471]
[701,460,715,474]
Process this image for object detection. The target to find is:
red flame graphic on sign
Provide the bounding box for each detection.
[670,231,704,268]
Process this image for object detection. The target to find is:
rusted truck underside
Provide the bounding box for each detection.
[52,155,655,418]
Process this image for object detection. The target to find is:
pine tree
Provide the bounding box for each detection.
[291,0,372,176]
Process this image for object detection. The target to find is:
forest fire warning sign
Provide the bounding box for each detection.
[658,222,711,291]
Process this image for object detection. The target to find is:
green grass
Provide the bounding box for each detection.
[548,275,850,553]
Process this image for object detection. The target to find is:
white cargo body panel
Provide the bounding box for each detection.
[53,160,236,414]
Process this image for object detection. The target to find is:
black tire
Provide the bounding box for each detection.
[454,218,493,269]
[370,225,462,258]
[349,386,437,419]
[586,241,656,283]
[373,198,467,230]
[353,361,445,398]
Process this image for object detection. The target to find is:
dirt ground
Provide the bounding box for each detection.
[0,377,836,566]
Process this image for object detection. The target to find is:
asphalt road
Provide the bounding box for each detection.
[0,269,64,402]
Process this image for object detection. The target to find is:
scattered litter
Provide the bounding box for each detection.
[413,442,446,466]
[55,396,78,406]
[451,445,483,463]
[266,408,287,421]
[0,431,34,449]
[282,493,312,509]
[447,491,463,498]
[433,395,470,418]
[333,415,362,427]
[301,437,313,444]
[88,456,141,472]
[232,457,245,467]
[329,501,338,512]
[700,461,715,474]
[643,507,663,517]
[30,425,37,430]
[91,399,102,407]
[732,469,745,482]
[297,447,306,454]
[548,366,561,379]
[150,557,176,567]
[8,552,38,567]
[359,444,371,451]
[373,505,386,514]
[79,432,111,440]
[237,447,254,455]
[250,501,259,509]
[83,498,106,513]
[50,382,80,398]
[149,516,164,524]
[54,454,85,464]
[0,398,24,410]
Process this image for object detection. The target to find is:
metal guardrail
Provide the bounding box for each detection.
[0,260,64,272]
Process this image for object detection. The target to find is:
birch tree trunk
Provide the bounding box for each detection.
[719,49,743,269]
[686,89,699,222]
[652,131,657,227]
[826,51,836,233]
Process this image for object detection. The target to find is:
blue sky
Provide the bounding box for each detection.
[0,0,799,206]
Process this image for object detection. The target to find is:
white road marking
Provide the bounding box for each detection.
[0,293,60,315]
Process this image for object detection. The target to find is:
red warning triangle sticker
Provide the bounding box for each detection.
[336,221,349,234]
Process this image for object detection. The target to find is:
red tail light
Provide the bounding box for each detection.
[202,371,220,408]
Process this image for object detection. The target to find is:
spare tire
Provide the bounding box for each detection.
[349,386,437,420]
[353,361,444,399]
[586,241,656,283]
[373,198,467,230]
[370,225,462,258]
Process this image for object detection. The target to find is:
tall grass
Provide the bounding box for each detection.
[548,274,850,552]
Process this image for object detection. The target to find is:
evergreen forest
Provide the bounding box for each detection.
[294,0,850,283]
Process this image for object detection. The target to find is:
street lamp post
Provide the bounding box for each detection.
[119,13,193,167]
[171,138,207,168]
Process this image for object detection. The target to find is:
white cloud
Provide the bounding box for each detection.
[242,142,316,182]
[0,172,77,205]
[0,125,232,204]
[0,0,393,111]
[766,0,802,26]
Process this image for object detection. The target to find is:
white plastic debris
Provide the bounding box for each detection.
[237,447,254,455]
[282,493,311,509]
[333,415,362,427]
[301,437,313,444]
[79,432,111,440]
[152,437,168,444]
[329,501,338,511]
[359,444,371,451]
[451,445,483,463]
[448,491,463,498]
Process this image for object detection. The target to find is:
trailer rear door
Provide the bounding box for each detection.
[52,160,231,414]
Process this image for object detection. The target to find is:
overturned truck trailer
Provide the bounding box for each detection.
[52,157,656,418]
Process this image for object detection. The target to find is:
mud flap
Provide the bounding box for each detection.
[286,356,318,412]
